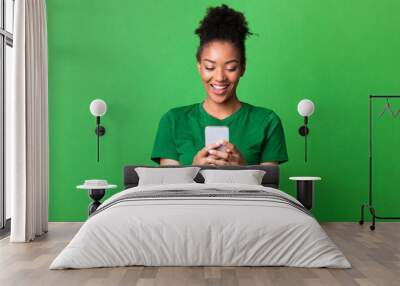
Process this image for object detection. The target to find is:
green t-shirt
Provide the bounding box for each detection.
[151,102,288,165]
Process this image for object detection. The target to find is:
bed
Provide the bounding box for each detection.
[50,165,350,269]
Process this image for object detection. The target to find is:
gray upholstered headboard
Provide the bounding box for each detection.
[123,165,280,189]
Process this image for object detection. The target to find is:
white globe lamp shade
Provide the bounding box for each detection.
[90,99,107,117]
[297,99,315,117]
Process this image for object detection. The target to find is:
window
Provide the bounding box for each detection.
[0,0,14,233]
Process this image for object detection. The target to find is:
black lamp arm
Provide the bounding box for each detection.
[95,116,106,136]
[298,117,309,137]
[94,116,106,162]
[298,116,310,162]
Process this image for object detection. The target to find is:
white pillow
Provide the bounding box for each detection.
[135,167,201,186]
[200,169,266,185]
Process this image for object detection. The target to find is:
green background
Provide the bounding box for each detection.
[47,0,400,222]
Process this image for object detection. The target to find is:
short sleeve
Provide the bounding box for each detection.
[260,113,289,164]
[151,111,179,164]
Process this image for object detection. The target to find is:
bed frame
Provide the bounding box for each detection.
[123,165,280,189]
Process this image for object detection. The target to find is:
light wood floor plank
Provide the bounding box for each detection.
[0,222,399,286]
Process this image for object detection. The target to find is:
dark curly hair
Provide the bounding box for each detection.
[195,4,253,65]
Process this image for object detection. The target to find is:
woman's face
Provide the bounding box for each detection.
[197,41,245,104]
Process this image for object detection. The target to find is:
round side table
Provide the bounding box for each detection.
[289,177,321,210]
[77,183,117,216]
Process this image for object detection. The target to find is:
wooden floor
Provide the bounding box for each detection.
[0,222,399,286]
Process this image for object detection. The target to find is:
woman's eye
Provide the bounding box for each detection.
[226,67,238,72]
[204,66,237,71]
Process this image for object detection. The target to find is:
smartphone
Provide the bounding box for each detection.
[205,126,229,150]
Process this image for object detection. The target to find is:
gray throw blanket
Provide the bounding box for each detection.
[91,189,311,217]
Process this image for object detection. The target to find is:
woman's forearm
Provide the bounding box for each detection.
[160,158,180,166]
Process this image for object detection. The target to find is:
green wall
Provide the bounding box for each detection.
[47,0,400,222]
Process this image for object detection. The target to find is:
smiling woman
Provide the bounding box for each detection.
[151,4,288,166]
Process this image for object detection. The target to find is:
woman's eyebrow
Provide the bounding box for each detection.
[224,59,239,64]
[203,59,239,64]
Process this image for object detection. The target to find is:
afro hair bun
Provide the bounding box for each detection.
[195,4,253,63]
[195,4,252,44]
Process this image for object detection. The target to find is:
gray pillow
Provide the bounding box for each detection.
[200,169,266,185]
[135,167,201,186]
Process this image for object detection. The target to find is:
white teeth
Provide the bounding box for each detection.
[212,85,228,90]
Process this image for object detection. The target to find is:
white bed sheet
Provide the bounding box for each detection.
[50,183,351,269]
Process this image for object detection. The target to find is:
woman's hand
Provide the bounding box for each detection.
[192,142,225,165]
[206,140,246,166]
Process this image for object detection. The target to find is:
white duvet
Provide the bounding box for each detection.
[50,183,351,269]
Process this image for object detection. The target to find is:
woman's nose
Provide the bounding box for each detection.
[214,68,227,82]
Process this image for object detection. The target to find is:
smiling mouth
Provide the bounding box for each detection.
[210,84,229,93]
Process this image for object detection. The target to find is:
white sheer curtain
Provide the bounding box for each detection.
[7,0,48,242]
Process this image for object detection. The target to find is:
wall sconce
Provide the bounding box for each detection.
[89,99,107,162]
[297,99,315,162]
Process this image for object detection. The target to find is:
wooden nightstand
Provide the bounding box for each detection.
[289,177,321,210]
